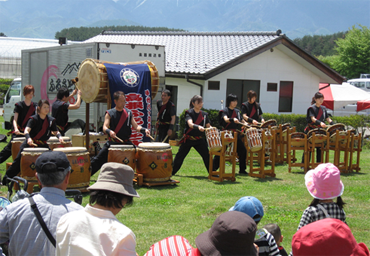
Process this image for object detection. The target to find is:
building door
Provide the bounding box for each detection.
[278,81,294,112]
[226,79,260,108]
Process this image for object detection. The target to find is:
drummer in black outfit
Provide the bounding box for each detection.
[3,100,63,185]
[172,95,211,176]
[0,85,37,164]
[213,94,248,174]
[90,91,151,176]
[303,92,333,163]
[241,90,265,125]
[51,87,82,136]
[156,89,176,143]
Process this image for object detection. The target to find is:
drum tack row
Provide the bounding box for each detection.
[9,137,174,193]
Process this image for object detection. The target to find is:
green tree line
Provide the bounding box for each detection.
[55,25,185,42]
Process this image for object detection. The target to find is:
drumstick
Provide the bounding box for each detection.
[148,134,155,141]
[18,132,25,136]
[162,135,169,143]
[114,136,124,143]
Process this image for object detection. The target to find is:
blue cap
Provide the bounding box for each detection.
[229,196,264,222]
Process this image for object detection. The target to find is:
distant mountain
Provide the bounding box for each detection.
[0,0,369,39]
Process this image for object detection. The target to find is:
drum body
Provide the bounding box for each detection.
[245,128,263,152]
[53,147,90,191]
[108,144,136,170]
[260,119,277,129]
[205,127,222,152]
[290,132,306,147]
[136,142,173,182]
[21,148,50,180]
[222,130,234,145]
[327,123,345,137]
[77,58,159,103]
[47,136,72,150]
[307,129,328,143]
[11,137,25,160]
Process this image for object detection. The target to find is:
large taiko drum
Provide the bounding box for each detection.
[205,127,222,152]
[53,147,90,191]
[77,58,159,103]
[47,136,72,150]
[11,137,25,160]
[136,142,173,182]
[245,128,263,152]
[108,144,136,170]
[21,147,50,180]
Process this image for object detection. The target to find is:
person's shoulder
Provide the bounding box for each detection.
[200,110,208,115]
[241,101,248,106]
[170,100,175,106]
[48,115,56,122]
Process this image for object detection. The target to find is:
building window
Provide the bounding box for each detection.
[278,81,294,112]
[267,83,277,92]
[144,53,147,57]
[139,53,142,57]
[208,81,220,90]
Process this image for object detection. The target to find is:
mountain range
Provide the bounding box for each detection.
[0,0,369,40]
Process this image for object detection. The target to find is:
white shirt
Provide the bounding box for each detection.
[55,204,137,256]
[0,187,83,256]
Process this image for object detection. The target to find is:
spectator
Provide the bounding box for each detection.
[297,163,346,230]
[263,224,288,256]
[195,211,258,256]
[292,218,370,256]
[0,151,83,256]
[229,196,281,256]
[56,162,140,256]
[144,235,201,256]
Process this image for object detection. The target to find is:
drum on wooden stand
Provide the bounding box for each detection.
[205,127,222,152]
[245,128,263,152]
[47,136,72,150]
[307,128,328,143]
[136,142,173,182]
[77,58,160,103]
[11,137,25,160]
[21,148,50,181]
[53,147,90,191]
[108,144,136,170]
[260,119,277,129]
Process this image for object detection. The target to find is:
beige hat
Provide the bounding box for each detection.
[88,162,139,198]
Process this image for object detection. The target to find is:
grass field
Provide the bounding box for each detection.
[0,116,369,255]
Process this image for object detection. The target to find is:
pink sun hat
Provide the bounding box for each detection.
[305,163,344,200]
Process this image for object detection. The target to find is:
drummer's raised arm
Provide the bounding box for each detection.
[68,90,82,110]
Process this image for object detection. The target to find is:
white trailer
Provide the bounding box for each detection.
[21,42,165,132]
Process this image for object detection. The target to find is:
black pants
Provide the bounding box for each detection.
[213,137,247,173]
[157,124,170,143]
[301,129,322,164]
[0,133,20,164]
[3,141,49,184]
[90,141,134,176]
[172,139,210,175]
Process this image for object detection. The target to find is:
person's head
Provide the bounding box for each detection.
[263,223,283,246]
[37,99,50,115]
[23,85,35,98]
[195,211,257,256]
[35,151,71,188]
[311,91,324,105]
[113,91,126,109]
[144,235,198,256]
[189,95,203,109]
[305,163,344,200]
[229,196,264,224]
[57,87,70,100]
[161,89,171,103]
[292,218,370,256]
[88,163,139,213]
[226,94,238,109]
[247,90,257,104]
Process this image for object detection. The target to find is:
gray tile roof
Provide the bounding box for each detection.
[85,31,282,75]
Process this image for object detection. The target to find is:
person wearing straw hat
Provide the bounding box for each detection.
[90,91,151,176]
[292,218,370,256]
[55,162,140,256]
[297,163,346,231]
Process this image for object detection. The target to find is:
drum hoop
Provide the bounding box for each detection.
[63,152,90,156]
[109,148,136,151]
[12,138,25,142]
[139,148,171,152]
[77,58,101,103]
[53,147,88,153]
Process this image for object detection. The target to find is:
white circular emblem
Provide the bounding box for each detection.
[120,68,140,87]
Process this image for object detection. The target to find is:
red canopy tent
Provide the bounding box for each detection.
[319,83,333,110]
[357,99,370,112]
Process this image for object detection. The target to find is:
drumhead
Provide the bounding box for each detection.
[12,137,25,142]
[23,148,50,152]
[47,136,71,142]
[138,142,170,149]
[54,147,88,153]
[109,144,135,149]
[77,59,101,103]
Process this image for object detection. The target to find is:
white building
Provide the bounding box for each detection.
[85,30,344,116]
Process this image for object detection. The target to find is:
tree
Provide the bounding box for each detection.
[332,24,370,79]
[0,32,6,37]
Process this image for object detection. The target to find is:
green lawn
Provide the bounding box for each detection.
[0,116,369,255]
